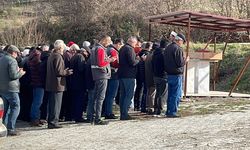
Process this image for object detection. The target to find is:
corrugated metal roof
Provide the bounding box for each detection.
[144,11,250,32]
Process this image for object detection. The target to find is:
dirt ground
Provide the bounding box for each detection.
[1,97,250,150]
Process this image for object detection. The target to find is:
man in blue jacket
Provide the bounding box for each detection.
[0,45,26,136]
[164,33,189,118]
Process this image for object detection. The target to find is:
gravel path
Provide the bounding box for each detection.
[1,109,250,150]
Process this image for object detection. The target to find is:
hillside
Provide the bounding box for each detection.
[0,3,36,32]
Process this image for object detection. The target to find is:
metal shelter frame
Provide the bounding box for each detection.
[144,10,250,97]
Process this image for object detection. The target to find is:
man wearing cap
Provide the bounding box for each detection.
[164,33,189,118]
[169,31,177,42]
[0,45,26,136]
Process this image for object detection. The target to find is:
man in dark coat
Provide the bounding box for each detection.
[164,33,189,118]
[118,36,140,120]
[69,44,88,122]
[152,39,168,115]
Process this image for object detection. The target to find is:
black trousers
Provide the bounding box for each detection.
[40,91,49,120]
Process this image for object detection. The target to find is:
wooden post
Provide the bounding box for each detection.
[228,56,250,96]
[184,16,191,99]
[148,23,152,41]
[212,33,217,91]
[203,38,213,50]
[228,30,250,96]
[215,33,230,82]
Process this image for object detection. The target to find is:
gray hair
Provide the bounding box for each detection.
[127,36,138,44]
[54,40,66,50]
[70,44,80,51]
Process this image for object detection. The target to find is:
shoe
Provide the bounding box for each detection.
[48,124,62,129]
[105,114,118,119]
[166,114,181,118]
[64,118,73,122]
[120,115,134,120]
[7,130,20,136]
[39,119,47,125]
[30,120,43,127]
[94,119,109,125]
[75,118,91,123]
[146,110,155,115]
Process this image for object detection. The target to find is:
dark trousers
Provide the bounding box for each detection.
[18,84,32,121]
[48,92,63,126]
[134,80,146,111]
[40,91,49,120]
[59,90,72,120]
[154,77,167,114]
[71,90,85,121]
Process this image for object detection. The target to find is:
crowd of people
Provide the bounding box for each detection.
[0,31,189,136]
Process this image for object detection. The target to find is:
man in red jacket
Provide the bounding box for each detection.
[90,35,114,125]
[102,38,124,119]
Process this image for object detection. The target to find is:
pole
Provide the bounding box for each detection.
[228,56,250,96]
[215,33,230,82]
[212,33,217,91]
[148,23,152,41]
[228,30,250,96]
[184,16,191,99]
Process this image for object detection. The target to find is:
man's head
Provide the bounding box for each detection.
[82,41,91,48]
[160,38,167,48]
[113,38,124,50]
[54,39,66,54]
[127,36,138,48]
[135,36,143,48]
[7,45,20,59]
[99,35,112,48]
[70,44,80,54]
[169,31,177,42]
[41,44,49,52]
[144,42,153,51]
[175,33,186,46]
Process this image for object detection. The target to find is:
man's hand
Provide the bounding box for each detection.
[185,56,190,63]
[19,68,26,76]
[65,68,73,75]
[107,56,116,63]
[141,54,147,61]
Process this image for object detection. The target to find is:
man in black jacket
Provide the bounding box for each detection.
[152,39,168,115]
[164,33,189,118]
[118,36,139,120]
[69,44,88,122]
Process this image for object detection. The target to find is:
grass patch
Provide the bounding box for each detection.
[0,3,35,32]
[179,98,250,117]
